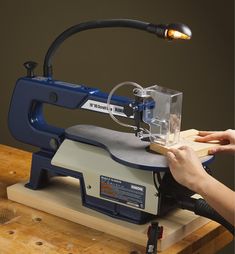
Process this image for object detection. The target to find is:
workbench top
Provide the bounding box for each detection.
[0,144,233,254]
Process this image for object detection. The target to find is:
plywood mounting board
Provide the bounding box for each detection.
[150,129,221,157]
[7,177,209,252]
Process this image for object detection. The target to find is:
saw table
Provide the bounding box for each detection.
[0,144,233,254]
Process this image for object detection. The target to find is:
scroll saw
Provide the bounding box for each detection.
[8,19,218,229]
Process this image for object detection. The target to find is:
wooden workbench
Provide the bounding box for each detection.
[0,144,233,254]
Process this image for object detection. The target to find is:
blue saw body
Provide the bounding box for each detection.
[8,75,213,224]
[8,76,132,151]
[8,19,214,225]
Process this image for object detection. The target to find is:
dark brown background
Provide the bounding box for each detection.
[0,1,234,253]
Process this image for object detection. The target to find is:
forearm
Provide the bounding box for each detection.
[195,174,235,226]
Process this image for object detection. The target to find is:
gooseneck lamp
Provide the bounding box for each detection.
[43,19,192,77]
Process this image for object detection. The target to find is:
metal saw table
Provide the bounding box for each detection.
[0,144,233,254]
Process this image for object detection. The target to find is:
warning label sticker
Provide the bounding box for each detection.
[100,175,146,209]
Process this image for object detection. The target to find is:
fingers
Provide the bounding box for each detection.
[170,146,191,153]
[166,151,176,161]
[166,151,178,168]
[169,147,182,157]
[167,146,191,161]
[198,131,215,136]
[209,145,235,154]
[195,132,226,142]
[178,145,190,151]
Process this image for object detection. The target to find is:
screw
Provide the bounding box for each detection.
[49,92,58,103]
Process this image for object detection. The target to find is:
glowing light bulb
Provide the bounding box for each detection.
[167,29,191,40]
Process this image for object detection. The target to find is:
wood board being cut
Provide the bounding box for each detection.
[7,177,209,252]
[150,129,221,157]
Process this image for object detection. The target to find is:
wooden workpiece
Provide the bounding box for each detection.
[0,144,233,253]
[150,129,221,157]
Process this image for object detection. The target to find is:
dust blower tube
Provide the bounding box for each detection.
[177,197,235,235]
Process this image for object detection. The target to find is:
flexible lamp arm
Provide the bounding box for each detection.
[43,19,192,77]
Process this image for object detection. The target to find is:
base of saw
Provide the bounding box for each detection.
[150,129,221,157]
[7,177,209,252]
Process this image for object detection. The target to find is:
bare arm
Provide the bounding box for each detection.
[196,172,235,226]
[166,146,235,226]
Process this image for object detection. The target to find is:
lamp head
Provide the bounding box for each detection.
[166,23,192,40]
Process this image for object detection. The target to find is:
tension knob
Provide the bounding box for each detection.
[23,61,38,77]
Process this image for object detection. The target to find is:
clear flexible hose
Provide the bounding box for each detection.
[107,81,152,136]
[107,81,143,130]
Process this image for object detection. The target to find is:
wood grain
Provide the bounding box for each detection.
[150,129,221,157]
[0,144,233,253]
[7,178,210,251]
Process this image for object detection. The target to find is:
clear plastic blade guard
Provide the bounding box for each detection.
[143,85,183,146]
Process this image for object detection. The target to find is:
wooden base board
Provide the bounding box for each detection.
[150,129,221,157]
[7,177,209,252]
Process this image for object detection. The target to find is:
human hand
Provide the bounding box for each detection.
[166,146,209,192]
[195,129,235,154]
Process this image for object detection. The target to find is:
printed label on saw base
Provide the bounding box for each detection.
[100,175,146,209]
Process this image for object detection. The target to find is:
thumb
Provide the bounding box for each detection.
[209,145,235,154]
[166,151,176,162]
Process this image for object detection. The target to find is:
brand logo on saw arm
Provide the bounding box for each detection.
[82,100,127,117]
